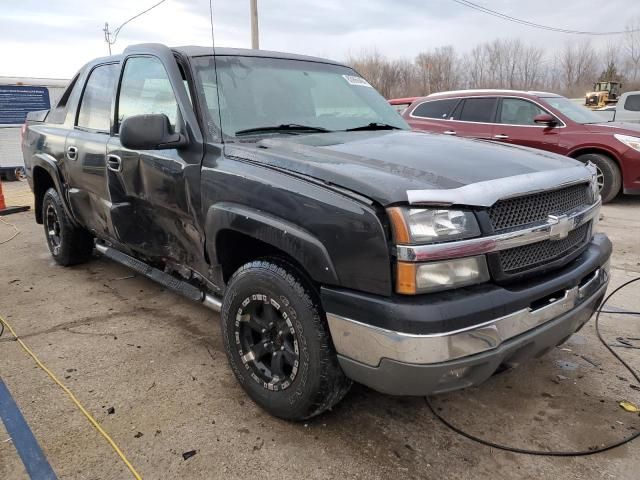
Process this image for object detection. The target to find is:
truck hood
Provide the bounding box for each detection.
[224,130,583,206]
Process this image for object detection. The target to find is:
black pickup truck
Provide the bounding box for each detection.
[22,44,611,420]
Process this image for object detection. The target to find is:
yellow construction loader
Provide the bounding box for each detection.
[585,81,622,109]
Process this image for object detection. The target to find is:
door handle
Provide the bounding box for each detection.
[106,154,122,173]
[66,146,77,160]
[493,134,509,139]
[443,130,456,136]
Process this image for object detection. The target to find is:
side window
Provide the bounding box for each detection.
[76,64,118,131]
[117,56,179,130]
[48,74,81,124]
[455,97,498,123]
[412,99,459,119]
[499,98,547,125]
[624,94,640,112]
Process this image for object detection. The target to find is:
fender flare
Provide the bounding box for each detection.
[205,202,339,285]
[31,153,77,224]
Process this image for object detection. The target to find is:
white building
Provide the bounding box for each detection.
[1,76,68,179]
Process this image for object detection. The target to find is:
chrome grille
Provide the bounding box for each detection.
[488,183,590,232]
[498,223,590,273]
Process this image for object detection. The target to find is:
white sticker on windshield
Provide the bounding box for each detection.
[343,75,373,87]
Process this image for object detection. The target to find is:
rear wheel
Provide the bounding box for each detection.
[221,259,351,420]
[576,153,621,203]
[6,167,26,181]
[42,188,94,266]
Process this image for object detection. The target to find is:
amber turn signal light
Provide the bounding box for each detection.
[387,207,410,244]
[396,261,417,294]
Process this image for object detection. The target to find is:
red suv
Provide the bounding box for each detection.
[402,90,640,202]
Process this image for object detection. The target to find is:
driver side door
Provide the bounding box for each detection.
[105,55,204,265]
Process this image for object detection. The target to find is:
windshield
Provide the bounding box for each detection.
[542,96,605,124]
[192,55,408,140]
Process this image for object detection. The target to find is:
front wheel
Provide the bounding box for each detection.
[42,188,94,266]
[576,153,621,203]
[221,259,351,420]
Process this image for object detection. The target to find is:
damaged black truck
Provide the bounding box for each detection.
[22,44,611,420]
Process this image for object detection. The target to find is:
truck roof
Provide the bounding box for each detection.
[92,44,345,68]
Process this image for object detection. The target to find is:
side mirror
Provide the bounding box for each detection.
[533,113,557,127]
[119,114,186,150]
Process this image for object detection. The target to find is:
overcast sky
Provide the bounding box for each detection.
[1,0,639,79]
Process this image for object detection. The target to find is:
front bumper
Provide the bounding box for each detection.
[323,234,611,396]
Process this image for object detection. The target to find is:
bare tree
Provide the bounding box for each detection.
[346,32,640,100]
[557,40,599,97]
[464,45,487,89]
[415,46,462,94]
[625,17,640,87]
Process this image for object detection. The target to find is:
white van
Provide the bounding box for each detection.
[0,77,68,180]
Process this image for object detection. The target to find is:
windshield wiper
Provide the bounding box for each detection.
[344,122,402,132]
[235,124,331,136]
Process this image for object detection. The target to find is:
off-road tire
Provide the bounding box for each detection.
[221,258,352,420]
[42,188,94,266]
[576,153,621,203]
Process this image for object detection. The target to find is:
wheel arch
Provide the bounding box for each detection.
[568,146,622,170]
[31,157,71,224]
[205,202,339,287]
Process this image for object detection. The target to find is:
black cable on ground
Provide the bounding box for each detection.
[426,276,640,456]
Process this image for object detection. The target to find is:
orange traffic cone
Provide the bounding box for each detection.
[0,178,5,211]
[0,177,30,215]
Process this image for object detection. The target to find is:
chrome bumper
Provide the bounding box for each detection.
[327,264,608,368]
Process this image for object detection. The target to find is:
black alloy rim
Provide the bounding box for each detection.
[234,295,300,391]
[45,203,62,255]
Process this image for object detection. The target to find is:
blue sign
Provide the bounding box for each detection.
[0,85,51,125]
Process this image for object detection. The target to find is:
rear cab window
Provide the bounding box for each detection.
[453,97,498,123]
[624,94,640,112]
[76,63,119,132]
[411,98,459,119]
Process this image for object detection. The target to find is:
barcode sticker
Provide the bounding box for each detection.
[342,75,373,87]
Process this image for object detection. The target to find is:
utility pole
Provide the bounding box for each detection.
[103,22,112,55]
[250,0,259,49]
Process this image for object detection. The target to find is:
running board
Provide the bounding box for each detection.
[95,243,222,312]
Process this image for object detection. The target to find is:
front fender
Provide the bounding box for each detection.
[205,202,339,285]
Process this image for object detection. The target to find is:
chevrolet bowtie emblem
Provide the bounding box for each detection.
[548,214,571,240]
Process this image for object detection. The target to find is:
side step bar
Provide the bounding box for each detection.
[95,243,222,312]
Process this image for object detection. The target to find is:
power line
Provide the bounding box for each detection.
[103,0,168,54]
[450,0,639,35]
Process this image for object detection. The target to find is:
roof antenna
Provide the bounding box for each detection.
[208,0,224,143]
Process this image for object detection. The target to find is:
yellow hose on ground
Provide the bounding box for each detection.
[0,314,142,480]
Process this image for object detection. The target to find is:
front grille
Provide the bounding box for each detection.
[488,183,590,233]
[498,222,590,273]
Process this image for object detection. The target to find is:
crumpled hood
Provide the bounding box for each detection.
[225,130,583,206]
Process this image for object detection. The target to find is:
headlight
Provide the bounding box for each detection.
[614,133,640,152]
[388,207,480,244]
[396,256,490,294]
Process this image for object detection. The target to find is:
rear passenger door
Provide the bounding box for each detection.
[64,63,119,236]
[406,98,460,134]
[493,97,560,152]
[448,97,498,140]
[105,55,204,263]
